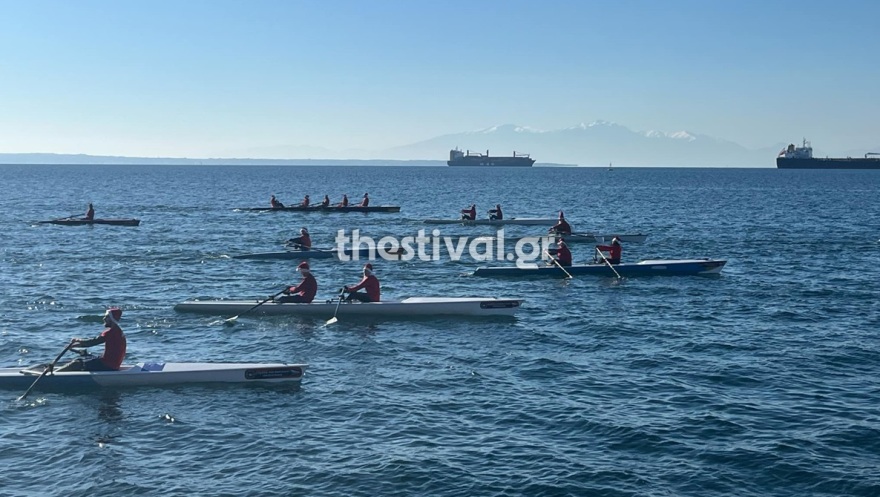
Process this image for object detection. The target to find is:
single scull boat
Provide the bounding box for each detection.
[2,362,306,391]
[39,218,141,226]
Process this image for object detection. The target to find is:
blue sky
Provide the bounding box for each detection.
[1,0,878,157]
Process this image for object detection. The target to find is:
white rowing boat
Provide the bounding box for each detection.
[2,362,306,391]
[175,297,524,318]
[424,218,557,226]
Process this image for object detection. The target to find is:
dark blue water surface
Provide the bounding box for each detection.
[1,165,879,497]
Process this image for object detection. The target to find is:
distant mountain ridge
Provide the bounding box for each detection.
[2,121,876,167]
[384,122,780,167]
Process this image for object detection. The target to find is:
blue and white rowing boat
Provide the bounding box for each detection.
[472,259,727,278]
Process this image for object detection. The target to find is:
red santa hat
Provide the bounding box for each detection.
[297,261,310,273]
[104,307,122,325]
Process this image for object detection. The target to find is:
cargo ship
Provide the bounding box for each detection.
[447,148,535,167]
[776,139,880,169]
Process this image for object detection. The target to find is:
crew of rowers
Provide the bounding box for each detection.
[460,203,504,220]
[546,210,621,266]
[271,193,369,209]
[277,261,381,304]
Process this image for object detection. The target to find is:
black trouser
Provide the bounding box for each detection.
[57,358,115,372]
[345,291,374,303]
[277,294,309,303]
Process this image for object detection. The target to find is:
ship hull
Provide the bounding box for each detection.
[777,158,880,169]
[447,158,535,167]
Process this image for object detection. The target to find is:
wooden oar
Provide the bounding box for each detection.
[225,288,287,324]
[595,247,623,280]
[18,342,74,401]
[545,250,573,279]
[326,288,346,325]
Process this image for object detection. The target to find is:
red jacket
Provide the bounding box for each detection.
[288,273,318,303]
[100,325,126,370]
[462,206,476,220]
[555,243,572,266]
[597,243,622,261]
[347,274,380,302]
[360,196,370,207]
[86,206,95,220]
[290,233,311,249]
[550,219,572,234]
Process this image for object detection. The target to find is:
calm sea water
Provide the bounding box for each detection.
[1,164,879,497]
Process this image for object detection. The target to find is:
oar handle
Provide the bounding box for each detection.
[226,288,287,322]
[544,250,573,279]
[18,342,74,401]
[595,247,622,279]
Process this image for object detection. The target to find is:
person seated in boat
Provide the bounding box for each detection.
[488,204,503,220]
[552,237,572,266]
[300,195,310,208]
[321,195,330,207]
[56,308,126,372]
[339,194,349,208]
[359,192,370,207]
[270,195,285,209]
[85,203,95,221]
[287,227,312,250]
[343,263,381,303]
[461,204,477,221]
[548,211,572,235]
[596,236,622,265]
[278,262,317,303]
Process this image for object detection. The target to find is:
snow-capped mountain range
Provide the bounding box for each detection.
[3,121,876,166]
[381,121,778,166]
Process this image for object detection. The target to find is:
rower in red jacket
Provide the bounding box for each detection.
[596,237,622,264]
[339,194,349,207]
[287,227,312,250]
[279,261,318,303]
[553,238,572,266]
[488,204,503,220]
[344,263,381,302]
[549,211,572,235]
[300,195,310,208]
[270,195,285,209]
[461,204,477,221]
[57,308,126,371]
[85,203,95,220]
[321,195,330,207]
[359,193,370,207]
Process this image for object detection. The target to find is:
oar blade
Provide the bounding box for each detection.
[325,316,338,325]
